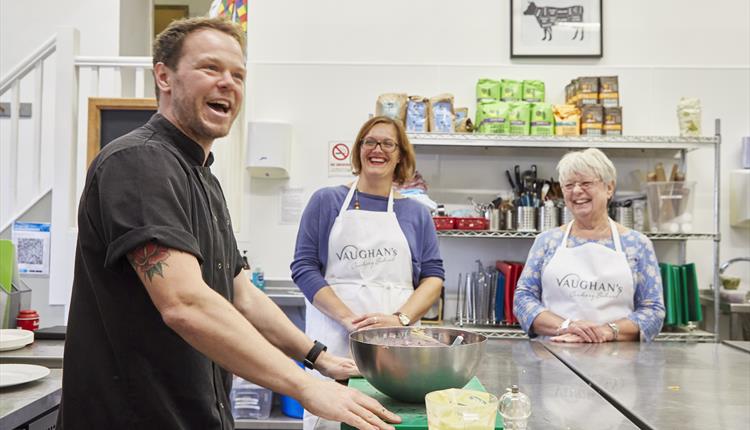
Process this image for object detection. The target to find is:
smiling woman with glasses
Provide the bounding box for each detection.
[291,116,444,430]
[514,148,665,345]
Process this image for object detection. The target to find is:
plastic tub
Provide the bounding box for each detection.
[426,388,499,430]
[433,216,457,230]
[230,376,273,420]
[455,217,489,230]
[643,181,695,233]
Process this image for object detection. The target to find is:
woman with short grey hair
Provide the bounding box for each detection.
[514,148,665,342]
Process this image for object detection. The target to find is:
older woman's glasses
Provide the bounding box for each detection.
[562,180,601,192]
[361,137,398,153]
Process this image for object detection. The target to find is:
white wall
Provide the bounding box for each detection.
[238,0,750,311]
[0,0,121,77]
[155,0,211,18]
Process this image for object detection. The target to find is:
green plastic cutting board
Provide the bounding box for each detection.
[0,240,15,328]
[342,376,503,430]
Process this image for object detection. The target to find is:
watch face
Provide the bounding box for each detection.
[398,313,410,326]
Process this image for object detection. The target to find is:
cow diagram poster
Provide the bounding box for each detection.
[511,0,603,58]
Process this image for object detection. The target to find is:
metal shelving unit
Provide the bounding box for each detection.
[410,123,722,342]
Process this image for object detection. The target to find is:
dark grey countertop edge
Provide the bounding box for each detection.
[0,386,61,429]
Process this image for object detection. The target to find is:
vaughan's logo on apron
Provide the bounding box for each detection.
[335,244,399,266]
[556,273,624,299]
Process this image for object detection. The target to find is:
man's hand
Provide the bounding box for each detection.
[352,313,401,330]
[315,351,360,380]
[300,379,401,430]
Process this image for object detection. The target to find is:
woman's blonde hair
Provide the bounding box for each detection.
[557,148,617,186]
[351,116,416,184]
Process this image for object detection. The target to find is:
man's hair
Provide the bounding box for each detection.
[152,17,246,99]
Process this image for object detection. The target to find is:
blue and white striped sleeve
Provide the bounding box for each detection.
[514,233,552,337]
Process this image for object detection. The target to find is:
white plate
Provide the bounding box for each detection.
[0,329,34,351]
[0,363,50,388]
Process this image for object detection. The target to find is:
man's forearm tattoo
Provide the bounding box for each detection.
[127,242,170,281]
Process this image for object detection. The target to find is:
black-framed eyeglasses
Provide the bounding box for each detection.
[361,137,398,153]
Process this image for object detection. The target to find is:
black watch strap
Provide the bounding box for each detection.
[303,340,327,369]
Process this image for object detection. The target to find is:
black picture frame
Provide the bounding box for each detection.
[510,0,603,58]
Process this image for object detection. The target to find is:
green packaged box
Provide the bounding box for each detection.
[522,80,545,102]
[475,101,510,134]
[500,79,521,102]
[530,103,554,135]
[508,102,531,135]
[476,78,501,102]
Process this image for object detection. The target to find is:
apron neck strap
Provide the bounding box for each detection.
[562,218,622,252]
[609,218,623,252]
[340,177,395,214]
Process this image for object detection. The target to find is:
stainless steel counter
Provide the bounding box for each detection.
[477,339,638,429]
[723,340,750,354]
[0,339,64,368]
[544,341,750,430]
[0,368,62,429]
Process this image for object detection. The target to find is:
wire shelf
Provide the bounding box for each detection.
[436,230,716,240]
[408,132,717,150]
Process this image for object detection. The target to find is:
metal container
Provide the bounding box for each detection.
[614,206,634,229]
[489,208,501,231]
[538,206,560,231]
[503,209,515,230]
[516,207,537,232]
[349,327,487,403]
[561,206,574,226]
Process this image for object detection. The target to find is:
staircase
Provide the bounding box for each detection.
[0,28,155,306]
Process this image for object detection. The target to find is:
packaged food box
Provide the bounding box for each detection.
[604,106,623,135]
[581,104,603,136]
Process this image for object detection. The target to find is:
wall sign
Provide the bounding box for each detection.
[328,141,354,177]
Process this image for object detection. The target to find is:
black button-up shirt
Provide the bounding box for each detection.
[59,114,244,429]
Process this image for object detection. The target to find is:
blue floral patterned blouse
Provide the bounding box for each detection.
[513,226,666,342]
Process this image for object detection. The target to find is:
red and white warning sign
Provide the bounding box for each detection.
[328,141,354,177]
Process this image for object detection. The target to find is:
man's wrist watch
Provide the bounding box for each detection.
[303,340,327,369]
[556,318,571,335]
[394,312,411,326]
[606,322,620,341]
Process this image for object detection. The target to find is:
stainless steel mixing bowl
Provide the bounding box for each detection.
[349,327,487,403]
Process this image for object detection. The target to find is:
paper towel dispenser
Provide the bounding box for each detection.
[246,121,292,178]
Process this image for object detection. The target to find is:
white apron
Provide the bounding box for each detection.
[303,178,414,430]
[541,218,634,324]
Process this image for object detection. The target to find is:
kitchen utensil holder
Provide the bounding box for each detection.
[614,206,634,229]
[1,279,31,329]
[538,206,559,232]
[503,209,515,230]
[561,206,574,226]
[516,207,537,232]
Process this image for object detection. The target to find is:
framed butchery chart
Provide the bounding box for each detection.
[510,0,603,58]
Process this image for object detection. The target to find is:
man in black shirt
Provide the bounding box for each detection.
[58,17,400,430]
